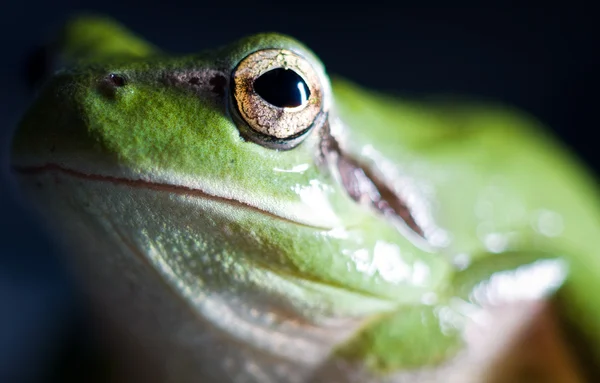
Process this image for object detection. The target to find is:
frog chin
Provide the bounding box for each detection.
[12,162,335,230]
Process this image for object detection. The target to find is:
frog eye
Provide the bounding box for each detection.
[230,49,325,150]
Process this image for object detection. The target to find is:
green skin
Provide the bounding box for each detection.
[10,16,600,382]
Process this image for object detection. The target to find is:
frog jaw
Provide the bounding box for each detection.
[11,109,431,254]
[13,163,332,230]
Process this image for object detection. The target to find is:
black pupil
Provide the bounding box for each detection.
[253,68,310,108]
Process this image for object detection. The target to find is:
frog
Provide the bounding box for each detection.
[9,15,600,383]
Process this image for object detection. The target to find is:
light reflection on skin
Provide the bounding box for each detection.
[533,209,565,238]
[272,163,310,173]
[469,258,567,307]
[290,179,338,226]
[483,232,509,253]
[476,209,565,254]
[452,253,471,270]
[436,259,568,339]
[436,303,468,336]
[474,179,530,256]
[345,241,432,285]
[325,226,350,240]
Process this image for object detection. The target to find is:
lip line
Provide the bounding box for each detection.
[15,164,413,303]
[13,163,329,230]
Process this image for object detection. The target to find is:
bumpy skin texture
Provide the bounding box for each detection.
[10,16,600,382]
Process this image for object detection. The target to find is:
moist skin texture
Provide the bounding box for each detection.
[11,16,600,382]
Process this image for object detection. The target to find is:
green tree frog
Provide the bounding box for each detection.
[10,16,600,383]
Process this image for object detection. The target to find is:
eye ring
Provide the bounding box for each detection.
[230,49,325,150]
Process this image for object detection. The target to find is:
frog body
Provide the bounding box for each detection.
[10,16,600,382]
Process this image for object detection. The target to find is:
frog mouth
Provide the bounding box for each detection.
[14,131,427,238]
[13,163,331,230]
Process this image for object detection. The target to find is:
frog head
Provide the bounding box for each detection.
[12,16,599,382]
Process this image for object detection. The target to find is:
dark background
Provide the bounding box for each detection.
[0,2,597,382]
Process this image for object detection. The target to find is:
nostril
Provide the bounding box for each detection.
[98,73,127,98]
[108,73,126,87]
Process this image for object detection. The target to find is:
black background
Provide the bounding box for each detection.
[0,2,597,382]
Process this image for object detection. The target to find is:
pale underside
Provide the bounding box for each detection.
[14,169,586,383]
